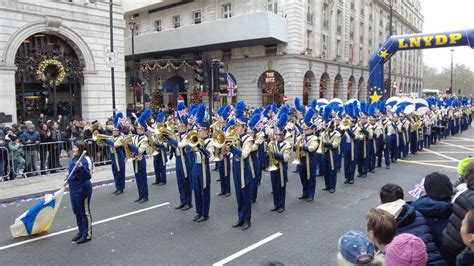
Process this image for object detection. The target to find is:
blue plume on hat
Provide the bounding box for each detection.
[278,104,289,119]
[271,103,277,114]
[263,105,272,118]
[248,108,262,131]
[223,119,235,132]
[277,106,289,132]
[196,103,206,126]
[376,100,386,114]
[368,104,376,117]
[220,105,231,120]
[176,101,188,126]
[310,99,317,110]
[323,104,333,123]
[295,98,305,113]
[113,112,123,130]
[137,108,153,130]
[156,112,165,124]
[235,101,246,117]
[336,106,345,119]
[304,108,315,127]
[345,102,354,118]
[360,101,368,115]
[353,102,360,119]
[189,104,197,116]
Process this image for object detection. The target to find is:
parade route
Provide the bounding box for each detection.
[0,128,472,265]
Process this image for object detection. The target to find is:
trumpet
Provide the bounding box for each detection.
[265,141,279,171]
[186,132,204,148]
[339,120,352,131]
[92,130,115,145]
[316,133,326,155]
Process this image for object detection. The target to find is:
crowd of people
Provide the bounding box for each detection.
[337,158,474,266]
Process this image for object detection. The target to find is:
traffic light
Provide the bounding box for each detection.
[215,60,226,86]
[194,60,208,84]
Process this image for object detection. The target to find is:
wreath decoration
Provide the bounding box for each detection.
[36,59,67,86]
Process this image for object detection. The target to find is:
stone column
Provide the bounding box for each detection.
[0,66,17,125]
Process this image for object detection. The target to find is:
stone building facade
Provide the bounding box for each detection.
[0,0,126,124]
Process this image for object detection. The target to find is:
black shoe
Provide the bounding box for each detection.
[322,187,330,191]
[224,193,231,197]
[115,190,124,195]
[241,222,251,230]
[271,206,279,212]
[157,182,166,186]
[71,233,82,242]
[298,195,308,200]
[182,204,192,211]
[112,190,118,194]
[134,198,142,202]
[216,179,221,181]
[217,192,225,196]
[175,203,185,210]
[76,237,91,244]
[305,197,314,202]
[252,199,256,203]
[386,166,390,169]
[349,180,354,184]
[232,221,244,228]
[193,215,202,221]
[138,198,148,203]
[152,182,159,185]
[376,165,381,168]
[292,169,299,173]
[329,189,335,193]
[360,174,367,178]
[370,170,375,173]
[356,173,362,177]
[276,208,285,213]
[344,179,349,184]
[196,216,209,222]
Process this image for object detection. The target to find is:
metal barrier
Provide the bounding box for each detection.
[84,138,112,166]
[0,146,11,182]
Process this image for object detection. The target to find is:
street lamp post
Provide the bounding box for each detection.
[128,17,137,110]
[450,49,454,95]
[109,0,116,117]
[387,0,393,98]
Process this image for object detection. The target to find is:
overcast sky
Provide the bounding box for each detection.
[420,0,474,72]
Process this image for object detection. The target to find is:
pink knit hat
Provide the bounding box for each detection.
[385,233,427,266]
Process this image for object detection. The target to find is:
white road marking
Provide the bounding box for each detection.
[418,151,472,154]
[424,148,461,162]
[398,159,457,169]
[0,202,170,251]
[213,232,283,266]
[412,160,459,163]
[439,141,474,152]
[447,137,474,142]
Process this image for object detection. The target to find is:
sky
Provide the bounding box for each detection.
[420,0,474,72]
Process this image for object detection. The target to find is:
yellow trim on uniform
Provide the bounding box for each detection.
[84,197,92,240]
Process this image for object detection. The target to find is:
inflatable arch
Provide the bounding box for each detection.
[368,29,474,103]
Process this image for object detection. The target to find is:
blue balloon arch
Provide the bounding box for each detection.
[368,29,474,103]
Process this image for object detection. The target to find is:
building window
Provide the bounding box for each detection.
[306,0,313,23]
[322,34,328,58]
[172,15,180,28]
[267,0,278,14]
[222,3,232,18]
[322,4,329,30]
[155,20,161,32]
[265,44,278,56]
[223,49,232,60]
[306,30,313,51]
[193,11,201,24]
[336,40,341,58]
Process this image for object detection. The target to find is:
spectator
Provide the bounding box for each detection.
[38,123,50,173]
[0,130,6,180]
[366,208,397,260]
[0,121,5,134]
[337,230,377,266]
[384,233,428,266]
[411,172,453,260]
[65,124,80,158]
[8,134,25,178]
[37,113,45,128]
[442,158,474,263]
[377,183,446,265]
[20,124,40,175]
[48,121,61,172]
[457,209,474,265]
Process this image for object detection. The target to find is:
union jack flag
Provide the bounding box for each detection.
[408,178,426,199]
[227,73,235,96]
[118,117,127,127]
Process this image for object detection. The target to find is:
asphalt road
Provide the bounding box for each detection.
[0,128,472,265]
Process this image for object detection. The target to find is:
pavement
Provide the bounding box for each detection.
[0,158,177,204]
[0,128,472,265]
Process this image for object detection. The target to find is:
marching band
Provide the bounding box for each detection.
[92,96,472,229]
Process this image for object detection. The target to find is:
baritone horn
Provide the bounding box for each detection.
[186,132,203,148]
[92,130,115,145]
[291,136,303,165]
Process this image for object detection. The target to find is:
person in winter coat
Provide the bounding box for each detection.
[377,183,446,265]
[412,172,453,261]
[457,209,474,266]
[7,135,25,178]
[442,158,474,264]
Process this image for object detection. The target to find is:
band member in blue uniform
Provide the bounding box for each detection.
[296,107,318,201]
[248,108,263,203]
[269,105,291,212]
[341,116,356,184]
[166,101,193,211]
[152,112,168,186]
[378,113,393,169]
[229,101,253,230]
[399,113,410,158]
[190,104,214,222]
[321,106,342,193]
[215,105,232,197]
[367,107,381,173]
[356,114,369,178]
[103,112,126,195]
[390,115,400,163]
[67,140,93,244]
[129,109,152,203]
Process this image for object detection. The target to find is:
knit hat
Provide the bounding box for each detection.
[458,157,474,178]
[338,231,375,265]
[385,233,427,266]
[423,172,453,202]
